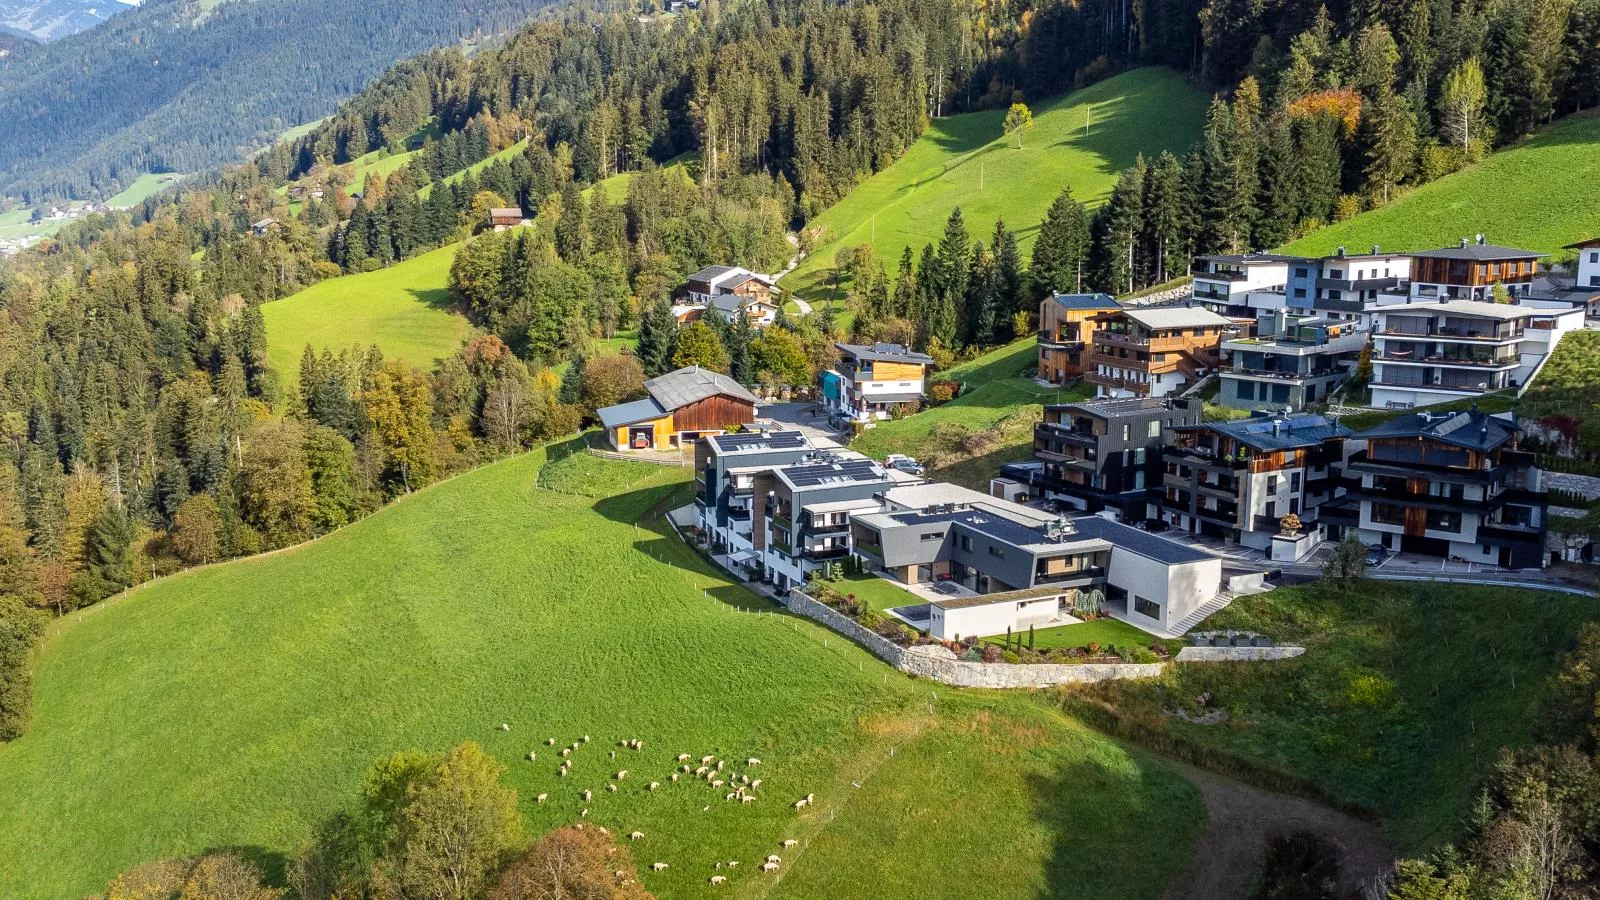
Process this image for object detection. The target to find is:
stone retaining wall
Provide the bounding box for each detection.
[782,591,907,667]
[1176,646,1305,662]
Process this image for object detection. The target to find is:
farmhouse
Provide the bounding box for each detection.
[849,481,1221,637]
[250,218,280,236]
[596,366,757,451]
[821,342,935,422]
[487,207,525,230]
[1036,292,1120,385]
[1085,307,1233,398]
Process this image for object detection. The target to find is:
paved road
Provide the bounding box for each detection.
[757,401,848,448]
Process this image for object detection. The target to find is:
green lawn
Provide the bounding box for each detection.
[784,67,1208,300]
[1063,580,1600,852]
[850,338,1091,489]
[994,618,1172,652]
[107,173,183,208]
[1282,110,1600,257]
[837,574,921,611]
[1518,329,1600,422]
[583,152,696,202]
[0,441,1203,899]
[262,243,474,388]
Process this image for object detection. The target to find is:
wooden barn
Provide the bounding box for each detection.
[596,366,758,451]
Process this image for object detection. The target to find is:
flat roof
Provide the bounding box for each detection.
[1196,253,1301,265]
[707,431,809,454]
[1411,243,1543,261]
[1046,396,1183,418]
[1381,299,1533,320]
[1187,413,1353,452]
[1117,307,1235,330]
[1067,516,1219,565]
[880,482,1053,523]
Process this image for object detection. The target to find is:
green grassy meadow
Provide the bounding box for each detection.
[261,242,473,386]
[0,442,1203,898]
[851,338,1091,489]
[1283,111,1600,257]
[108,173,184,208]
[784,67,1209,299]
[1065,580,1600,852]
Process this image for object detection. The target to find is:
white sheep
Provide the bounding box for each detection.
[547,738,556,746]
[619,740,629,747]
[629,831,644,841]
[615,770,628,780]
[767,855,781,864]
[536,793,548,803]
[559,769,570,778]
[781,839,798,848]
[725,791,736,801]
[681,765,692,773]
[652,862,669,872]
[527,751,537,761]
[610,751,617,760]
[582,790,592,801]
[716,760,725,771]
[740,794,756,804]
[751,779,761,789]
[695,766,709,776]
[711,779,724,788]
[581,808,589,818]
[607,784,618,793]
[715,862,723,870]
[727,861,738,869]
[710,875,726,885]
[677,753,692,762]
[562,748,571,758]
[746,757,761,766]
[701,755,715,764]
[582,735,590,743]
[805,793,814,802]
[793,799,808,810]
[648,781,660,791]
[500,723,511,731]
[598,827,610,835]
[762,861,779,872]
[670,773,680,782]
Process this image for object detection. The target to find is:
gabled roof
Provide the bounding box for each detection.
[1411,242,1542,261]
[1563,236,1600,250]
[1113,307,1233,330]
[688,265,738,283]
[710,292,776,314]
[487,207,523,218]
[644,366,758,409]
[1047,292,1120,311]
[1356,408,1520,451]
[597,397,667,430]
[1184,413,1353,452]
[835,342,936,365]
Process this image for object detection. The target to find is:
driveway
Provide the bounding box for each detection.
[757,401,848,448]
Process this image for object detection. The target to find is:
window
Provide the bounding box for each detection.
[1267,475,1279,493]
[1426,509,1462,533]
[1265,500,1277,519]
[1122,423,1131,441]
[1134,596,1161,618]
[1294,268,1309,278]
[988,546,1005,559]
[1133,448,1146,465]
[1148,420,1161,438]
[1293,288,1307,299]
[919,532,942,541]
[1291,472,1301,492]
[959,535,972,551]
[1590,252,1598,264]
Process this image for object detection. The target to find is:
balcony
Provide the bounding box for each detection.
[805,521,850,536]
[1227,366,1340,383]
[802,546,850,560]
[726,506,751,521]
[1034,565,1106,585]
[1192,262,1247,281]
[1085,371,1150,394]
[854,539,884,559]
[1096,331,1152,350]
[1037,329,1082,349]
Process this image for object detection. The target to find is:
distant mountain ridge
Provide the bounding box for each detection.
[0,0,553,202]
[0,0,132,41]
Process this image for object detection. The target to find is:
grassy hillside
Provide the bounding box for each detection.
[262,243,473,386]
[784,67,1209,299]
[851,338,1091,489]
[419,139,529,200]
[108,173,184,208]
[1066,580,1600,852]
[1283,111,1600,257]
[0,442,1202,898]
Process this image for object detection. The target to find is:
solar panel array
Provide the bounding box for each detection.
[711,431,806,452]
[784,458,882,486]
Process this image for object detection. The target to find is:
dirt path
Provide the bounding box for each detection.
[1162,761,1394,900]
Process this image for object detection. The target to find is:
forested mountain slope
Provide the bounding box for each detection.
[0,0,129,41]
[0,0,553,201]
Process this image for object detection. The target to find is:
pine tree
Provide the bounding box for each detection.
[963,243,998,347]
[891,247,917,319]
[1102,158,1146,295]
[991,219,1025,337]
[1142,152,1188,285]
[82,502,133,599]
[1029,188,1089,297]
[1363,88,1418,202]
[727,311,755,383]
[1295,114,1344,228]
[558,354,585,405]
[635,298,676,377]
[1255,117,1300,248]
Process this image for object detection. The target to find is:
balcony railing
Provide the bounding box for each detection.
[1034,566,1105,585]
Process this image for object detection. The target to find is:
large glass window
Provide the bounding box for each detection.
[1134,596,1161,618]
[1426,509,1462,533]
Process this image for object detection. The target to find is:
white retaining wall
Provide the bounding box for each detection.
[1175,646,1305,662]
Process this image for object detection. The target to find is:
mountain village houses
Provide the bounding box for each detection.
[672,265,781,328]
[597,366,757,451]
[821,342,935,422]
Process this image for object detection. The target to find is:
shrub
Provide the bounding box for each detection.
[1130,648,1159,664]
[981,644,1002,663]
[1002,650,1021,664]
[1085,641,1101,657]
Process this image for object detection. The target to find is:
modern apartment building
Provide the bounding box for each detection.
[999,397,1202,520]
[1321,408,1548,568]
[1567,236,1600,291]
[1189,253,1294,317]
[1219,310,1368,410]
[821,342,935,422]
[1368,299,1582,409]
[1086,307,1234,398]
[1158,412,1354,560]
[1036,292,1121,384]
[1283,249,1411,316]
[694,430,815,558]
[751,451,900,590]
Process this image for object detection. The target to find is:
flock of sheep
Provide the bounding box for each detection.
[509,725,814,886]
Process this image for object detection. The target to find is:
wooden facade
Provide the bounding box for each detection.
[1037,302,1114,383]
[671,393,756,433]
[1412,256,1536,288]
[1086,315,1226,394]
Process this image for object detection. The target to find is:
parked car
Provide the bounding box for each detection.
[884,454,925,475]
[1365,544,1389,567]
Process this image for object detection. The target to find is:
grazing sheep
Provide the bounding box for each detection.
[619,740,629,747]
[805,793,814,802]
[762,862,779,872]
[670,773,680,782]
[614,870,627,879]
[781,839,798,848]
[740,795,756,804]
[792,799,808,810]
[652,862,669,872]
[607,784,618,793]
[710,875,726,885]
[582,790,592,801]
[711,779,724,788]
[576,823,586,830]
[751,779,761,789]
[581,808,589,818]
[562,749,571,758]
[677,753,691,762]
[695,766,708,776]
[582,735,590,743]
[527,751,537,761]
[500,723,511,731]
[648,781,660,791]
[767,855,781,864]
[547,738,556,746]
[681,765,692,773]
[629,831,644,841]
[599,827,610,835]
[610,751,617,760]
[739,774,750,785]
[559,769,569,778]
[536,793,548,803]
[703,805,710,811]
[615,770,628,780]
[715,862,723,870]
[727,861,738,869]
[701,755,715,764]
[747,758,761,766]
[716,760,725,771]
[724,792,736,801]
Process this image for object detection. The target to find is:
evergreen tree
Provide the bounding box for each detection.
[558,354,585,405]
[890,247,917,319]
[964,243,999,347]
[1142,152,1188,285]
[1255,117,1300,248]
[80,502,133,601]
[1363,88,1418,202]
[1101,158,1147,295]
[1029,188,1089,297]
[991,219,1025,337]
[635,298,676,377]
[727,311,755,383]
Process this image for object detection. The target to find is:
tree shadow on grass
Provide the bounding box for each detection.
[1024,756,1184,900]
[406,285,460,312]
[204,845,290,888]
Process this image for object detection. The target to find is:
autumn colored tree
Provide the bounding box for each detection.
[491,826,655,900]
[671,321,730,372]
[581,353,647,413]
[750,326,811,385]
[1003,102,1034,148]
[237,418,316,550]
[171,495,223,566]
[362,361,438,494]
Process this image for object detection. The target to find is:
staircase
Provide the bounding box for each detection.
[1166,592,1234,637]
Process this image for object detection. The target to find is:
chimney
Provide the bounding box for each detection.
[1459,238,1469,249]
[1336,245,1346,258]
[1371,244,1380,255]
